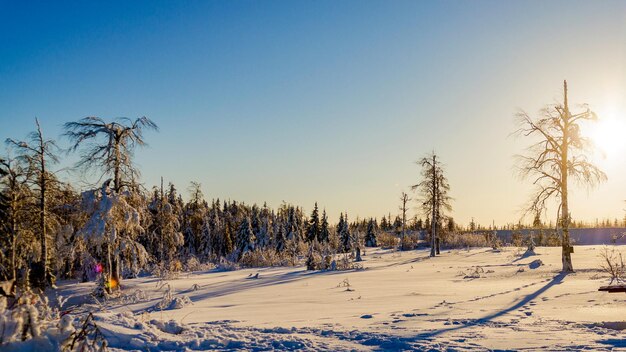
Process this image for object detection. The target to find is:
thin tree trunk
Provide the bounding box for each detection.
[36,120,51,288]
[430,154,437,257]
[110,137,122,287]
[561,80,574,273]
[11,203,17,281]
[401,196,406,250]
[114,141,121,193]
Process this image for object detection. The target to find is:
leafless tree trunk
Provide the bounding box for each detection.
[560,82,573,272]
[400,192,410,250]
[430,154,437,257]
[7,119,59,289]
[34,120,51,287]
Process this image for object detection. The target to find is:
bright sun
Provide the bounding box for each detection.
[588,113,626,157]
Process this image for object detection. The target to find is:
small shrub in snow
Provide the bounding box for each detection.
[184,256,215,272]
[337,278,354,292]
[239,249,290,268]
[463,266,485,279]
[377,232,399,249]
[122,289,147,304]
[155,284,192,310]
[216,258,240,271]
[599,246,626,285]
[61,312,107,352]
[400,234,420,250]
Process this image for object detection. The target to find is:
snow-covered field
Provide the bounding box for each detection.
[30,246,626,350]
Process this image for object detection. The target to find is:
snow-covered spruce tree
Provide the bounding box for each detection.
[183,181,207,257]
[236,216,255,260]
[380,216,388,231]
[250,205,262,248]
[65,116,157,288]
[306,202,320,243]
[286,206,301,243]
[255,203,272,249]
[274,213,287,253]
[149,190,184,270]
[319,209,329,243]
[365,218,378,247]
[6,119,60,290]
[203,200,221,260]
[221,202,235,256]
[337,213,351,253]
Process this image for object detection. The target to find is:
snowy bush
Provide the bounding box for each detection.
[0,290,59,347]
[184,256,216,272]
[331,253,364,271]
[79,181,148,293]
[239,249,291,268]
[154,284,192,310]
[216,258,240,271]
[400,233,420,250]
[377,232,399,249]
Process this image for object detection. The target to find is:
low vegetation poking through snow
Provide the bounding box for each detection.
[4,246,626,351]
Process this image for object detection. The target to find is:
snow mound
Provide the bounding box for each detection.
[151,319,184,334]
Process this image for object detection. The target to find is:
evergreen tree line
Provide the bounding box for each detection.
[0,117,387,291]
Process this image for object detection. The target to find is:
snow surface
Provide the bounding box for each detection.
[51,246,626,351]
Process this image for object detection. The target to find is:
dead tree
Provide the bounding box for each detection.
[64,116,158,193]
[399,192,410,250]
[514,80,606,272]
[6,119,59,289]
[413,153,451,257]
[64,116,157,286]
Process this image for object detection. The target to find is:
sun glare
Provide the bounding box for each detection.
[588,112,626,157]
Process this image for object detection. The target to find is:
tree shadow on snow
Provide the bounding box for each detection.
[412,272,567,341]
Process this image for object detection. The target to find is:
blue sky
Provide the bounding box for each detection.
[1,0,625,225]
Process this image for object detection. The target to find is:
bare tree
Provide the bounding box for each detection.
[64,116,158,192]
[6,119,59,289]
[412,153,451,257]
[64,116,157,286]
[399,192,410,250]
[515,80,606,272]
